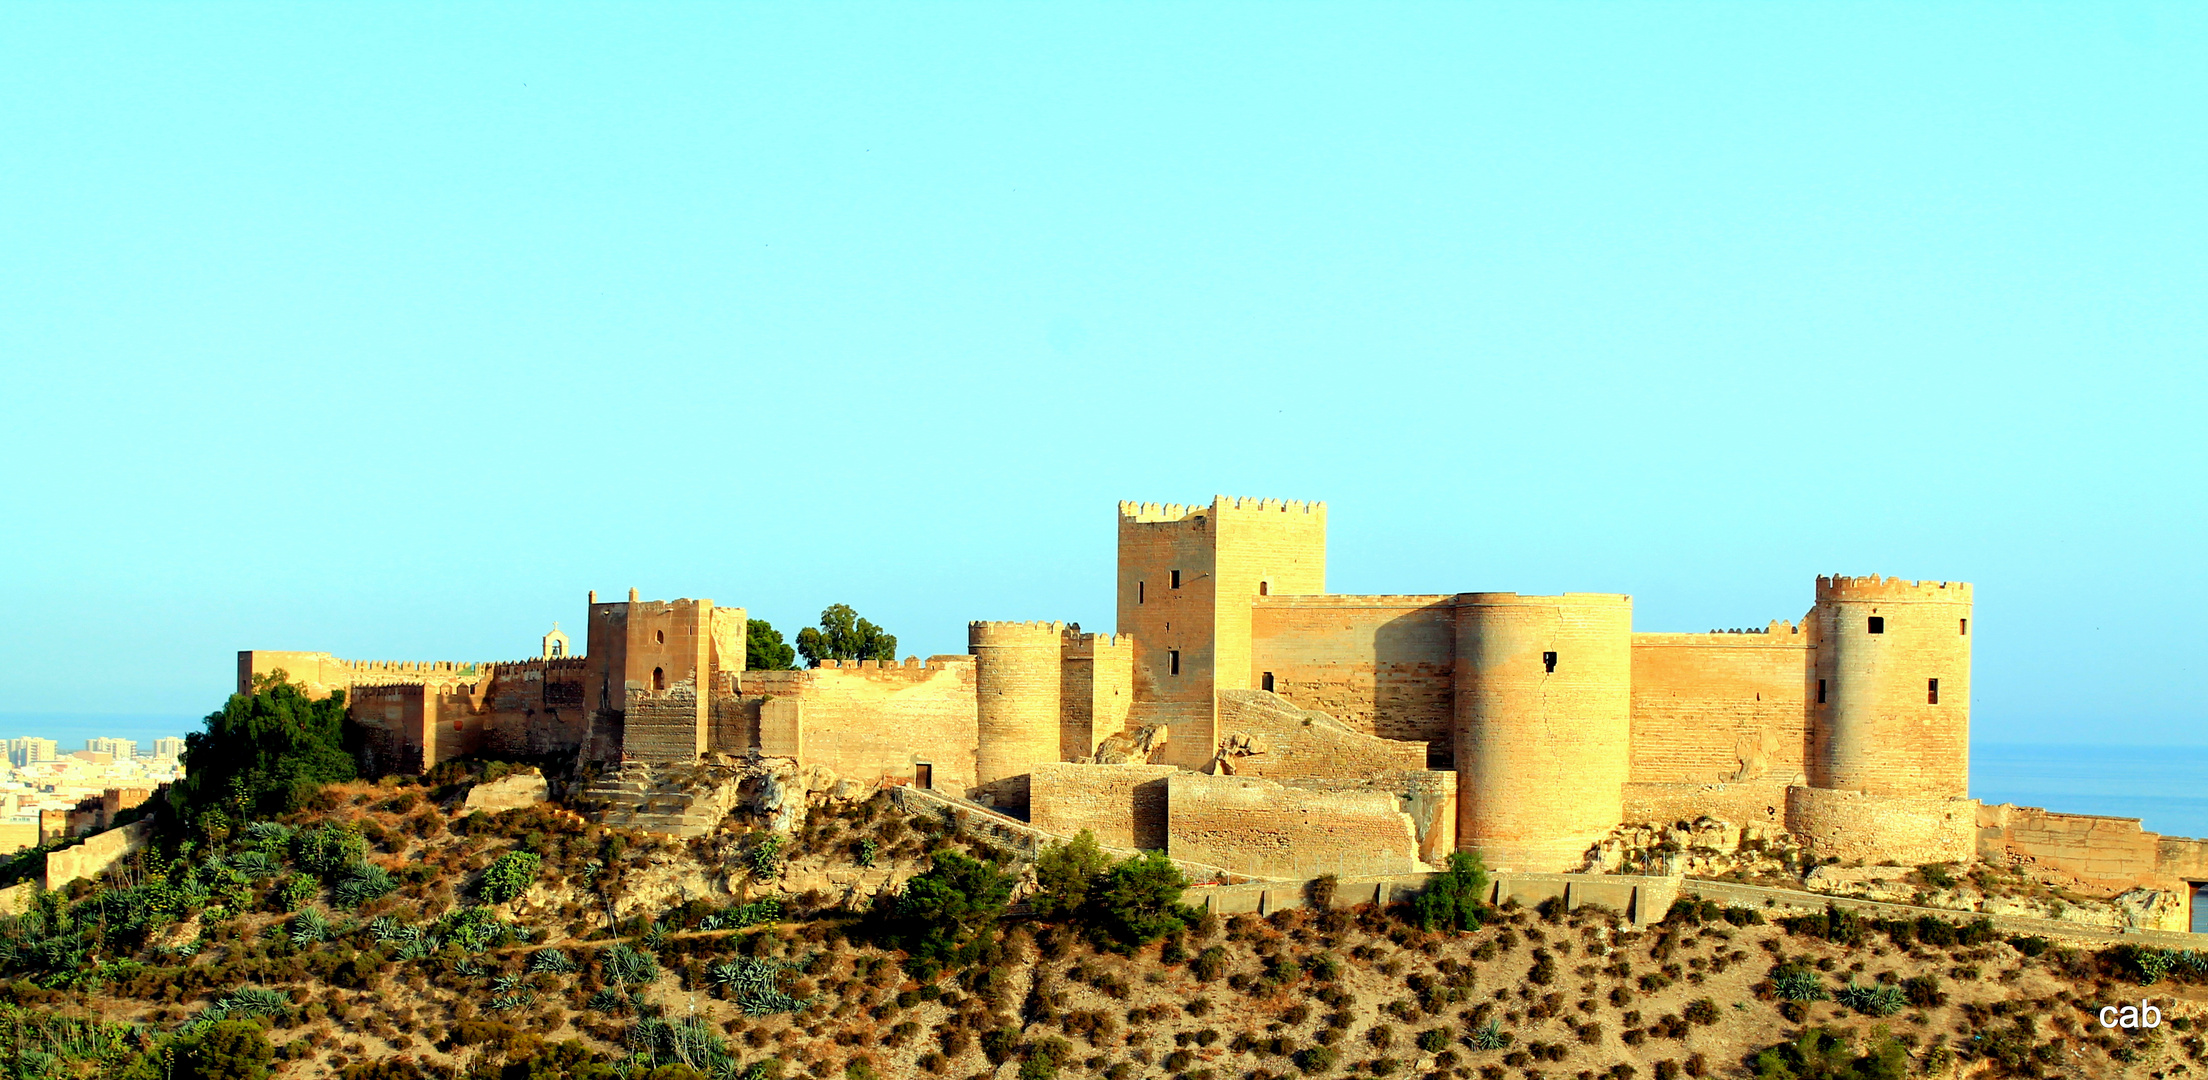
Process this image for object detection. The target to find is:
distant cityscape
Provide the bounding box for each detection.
[2,734,187,855]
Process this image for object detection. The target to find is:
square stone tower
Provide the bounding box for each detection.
[1116,496,1325,766]
[583,590,746,763]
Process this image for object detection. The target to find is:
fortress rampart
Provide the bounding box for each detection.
[238,495,2208,929]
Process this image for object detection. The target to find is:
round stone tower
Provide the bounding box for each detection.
[968,621,1066,789]
[1810,575,1972,798]
[1452,593,1633,872]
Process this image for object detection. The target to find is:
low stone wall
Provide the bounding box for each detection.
[1166,773,1426,879]
[1187,871,1680,926]
[1623,780,1790,831]
[1675,877,2205,948]
[1029,763,1177,851]
[42,820,154,891]
[0,880,35,917]
[1976,802,2203,895]
[1784,786,1976,865]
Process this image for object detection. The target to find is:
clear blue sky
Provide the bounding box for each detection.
[2,4,2201,749]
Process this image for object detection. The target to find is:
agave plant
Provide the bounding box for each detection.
[1835,979,1906,1016]
[331,864,397,908]
[708,957,809,1015]
[587,986,629,1013]
[368,917,420,944]
[229,851,280,879]
[598,943,660,985]
[288,908,332,947]
[489,992,534,1011]
[529,948,578,974]
[1772,966,1829,1002]
[1469,1021,1510,1051]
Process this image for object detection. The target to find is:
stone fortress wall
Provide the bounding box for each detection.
[233,494,2207,933]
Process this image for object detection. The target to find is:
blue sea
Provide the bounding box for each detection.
[1972,742,2208,841]
[0,713,204,755]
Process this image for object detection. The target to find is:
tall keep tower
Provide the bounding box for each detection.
[1117,496,1326,766]
[1809,575,1972,798]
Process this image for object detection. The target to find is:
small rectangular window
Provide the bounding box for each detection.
[1927,678,1940,705]
[1541,651,1558,673]
[1959,618,1967,636]
[1169,650,1181,676]
[1868,616,1885,634]
[1261,672,1275,692]
[1817,678,1827,704]
[1137,581,1144,604]
[1171,570,1182,589]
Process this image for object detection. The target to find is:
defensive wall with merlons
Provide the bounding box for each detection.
[231,495,2206,931]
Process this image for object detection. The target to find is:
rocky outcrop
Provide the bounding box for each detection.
[463,769,550,812]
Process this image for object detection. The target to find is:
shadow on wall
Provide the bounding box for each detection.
[1375,614,1454,769]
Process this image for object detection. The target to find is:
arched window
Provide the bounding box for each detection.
[550,640,564,657]
[652,667,666,691]
[1259,581,1269,596]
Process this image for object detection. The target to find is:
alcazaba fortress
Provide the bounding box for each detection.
[241,496,2208,931]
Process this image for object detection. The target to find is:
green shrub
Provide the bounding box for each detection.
[1410,852,1487,933]
[1749,1028,1906,1080]
[478,850,541,904]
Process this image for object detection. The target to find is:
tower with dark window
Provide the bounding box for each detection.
[1808,575,1973,797]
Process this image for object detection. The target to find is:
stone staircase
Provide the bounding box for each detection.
[573,762,744,837]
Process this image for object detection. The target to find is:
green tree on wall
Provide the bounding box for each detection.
[795,604,898,667]
[167,670,357,831]
[747,619,799,671]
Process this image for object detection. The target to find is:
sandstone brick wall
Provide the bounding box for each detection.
[1974,802,2207,894]
[1811,576,1971,798]
[1454,593,1634,873]
[1622,780,1791,831]
[1212,690,1428,780]
[475,657,593,759]
[1784,785,1976,865]
[350,683,431,775]
[1029,763,1179,850]
[1249,595,1454,762]
[1166,772,1425,879]
[238,650,489,700]
[1062,632,1134,760]
[740,657,979,794]
[43,820,153,891]
[1628,629,1810,784]
[622,678,706,763]
[1123,699,1217,769]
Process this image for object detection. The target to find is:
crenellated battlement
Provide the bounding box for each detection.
[1214,495,1324,515]
[968,620,1069,646]
[1062,631,1134,654]
[1118,501,1201,523]
[1118,496,1326,523]
[1816,574,1972,602]
[735,655,974,696]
